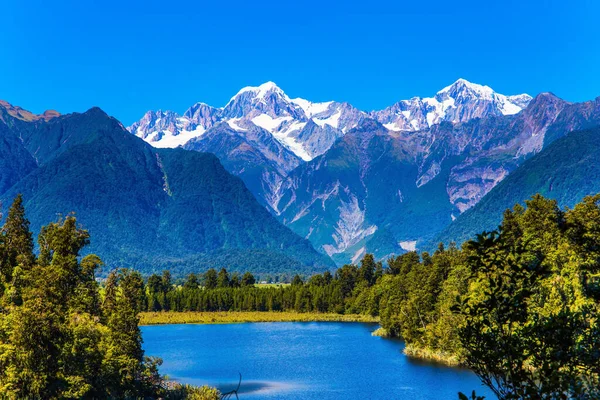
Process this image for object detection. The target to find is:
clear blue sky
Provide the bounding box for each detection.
[2,0,598,125]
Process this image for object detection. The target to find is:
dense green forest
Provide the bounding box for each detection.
[0,195,219,399]
[144,194,600,399]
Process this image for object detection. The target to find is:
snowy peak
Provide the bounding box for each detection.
[231,81,286,101]
[222,81,305,123]
[435,78,532,116]
[373,79,532,131]
[507,94,535,109]
[183,102,220,129]
[437,78,495,99]
[128,79,532,160]
[290,98,333,118]
[128,109,207,149]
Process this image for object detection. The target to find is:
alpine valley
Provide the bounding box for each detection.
[129,79,600,265]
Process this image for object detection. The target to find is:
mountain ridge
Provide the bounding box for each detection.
[128,79,532,161]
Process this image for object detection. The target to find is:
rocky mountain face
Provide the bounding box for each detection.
[128,79,531,210]
[0,100,334,275]
[273,93,600,264]
[184,120,303,207]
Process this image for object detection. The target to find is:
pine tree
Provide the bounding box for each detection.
[217,268,230,288]
[203,268,217,289]
[0,195,36,306]
[102,270,118,321]
[2,194,35,269]
[241,271,256,287]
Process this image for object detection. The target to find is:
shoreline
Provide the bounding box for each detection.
[139,311,380,326]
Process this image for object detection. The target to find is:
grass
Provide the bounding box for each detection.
[139,311,379,325]
[402,343,463,367]
[371,327,390,337]
[254,283,290,288]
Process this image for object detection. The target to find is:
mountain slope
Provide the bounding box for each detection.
[0,106,334,275]
[430,125,600,247]
[274,93,600,264]
[183,121,302,207]
[274,119,457,263]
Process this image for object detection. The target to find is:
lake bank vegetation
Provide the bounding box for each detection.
[140,310,378,325]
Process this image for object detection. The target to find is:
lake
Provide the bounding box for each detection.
[141,322,495,399]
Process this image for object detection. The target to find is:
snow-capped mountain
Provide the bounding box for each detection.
[372,79,533,131]
[129,79,530,160]
[220,82,365,161]
[127,79,532,215]
[274,93,600,265]
[129,81,365,161]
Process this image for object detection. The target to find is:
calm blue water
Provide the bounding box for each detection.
[141,322,494,399]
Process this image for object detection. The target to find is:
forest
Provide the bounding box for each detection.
[0,193,599,399]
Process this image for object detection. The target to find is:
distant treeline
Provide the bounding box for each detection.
[142,259,380,314]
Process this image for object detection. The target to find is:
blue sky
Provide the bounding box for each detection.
[2,0,598,125]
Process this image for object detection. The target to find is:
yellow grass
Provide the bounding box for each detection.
[402,343,463,367]
[139,311,379,325]
[254,283,290,288]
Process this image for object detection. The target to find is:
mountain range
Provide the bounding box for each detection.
[128,80,532,210]
[0,102,334,276]
[129,79,600,265]
[2,78,600,271]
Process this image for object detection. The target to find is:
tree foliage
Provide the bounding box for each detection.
[455,195,600,399]
[0,196,216,399]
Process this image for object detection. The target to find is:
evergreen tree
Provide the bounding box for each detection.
[183,273,200,290]
[323,270,333,285]
[358,254,379,286]
[147,273,162,294]
[203,268,218,289]
[217,268,230,288]
[103,269,118,320]
[230,272,241,288]
[241,271,256,287]
[161,270,172,293]
[291,274,304,286]
[2,194,35,269]
[0,195,36,306]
